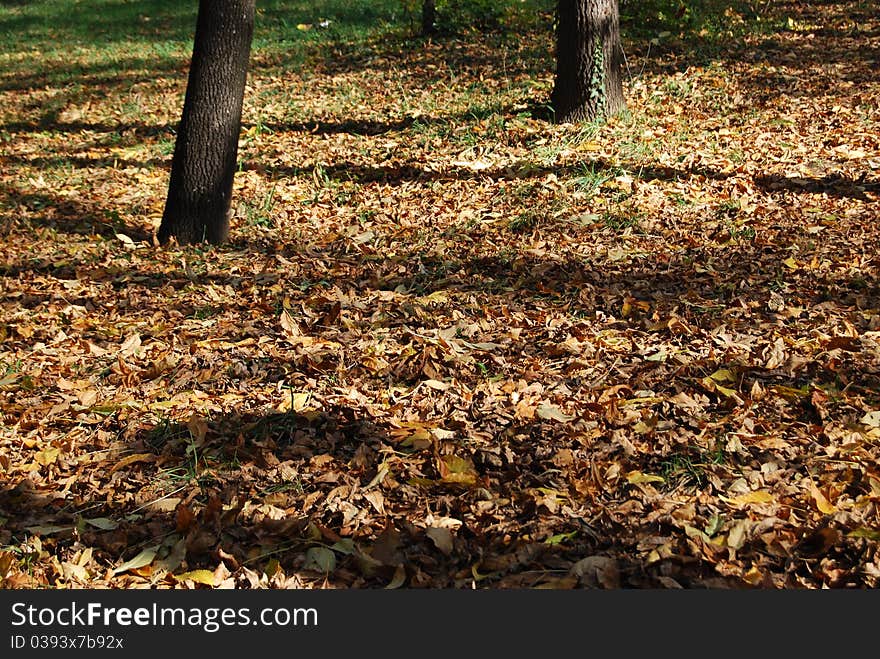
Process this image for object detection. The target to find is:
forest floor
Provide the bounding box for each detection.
[1,0,879,589]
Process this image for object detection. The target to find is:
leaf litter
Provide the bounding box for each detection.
[0,1,879,589]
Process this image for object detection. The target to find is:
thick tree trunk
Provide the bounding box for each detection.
[551,0,625,123]
[157,0,255,245]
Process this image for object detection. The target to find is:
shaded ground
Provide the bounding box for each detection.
[1,0,879,589]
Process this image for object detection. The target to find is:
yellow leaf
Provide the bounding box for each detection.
[719,490,774,506]
[847,527,880,541]
[743,566,764,586]
[471,564,493,582]
[632,421,653,434]
[296,23,312,30]
[0,550,16,578]
[708,368,736,384]
[173,569,217,586]
[782,256,798,269]
[148,400,177,411]
[683,525,710,542]
[417,290,450,305]
[439,455,477,486]
[0,373,20,388]
[810,485,836,514]
[277,390,313,413]
[34,446,61,466]
[645,349,667,362]
[714,383,739,398]
[625,470,665,484]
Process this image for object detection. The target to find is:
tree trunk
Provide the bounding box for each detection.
[157,0,255,245]
[422,0,437,35]
[551,0,625,123]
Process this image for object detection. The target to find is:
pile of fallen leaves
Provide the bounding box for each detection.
[1,1,879,589]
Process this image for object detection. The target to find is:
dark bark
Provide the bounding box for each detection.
[551,0,626,123]
[422,0,437,35]
[157,0,255,245]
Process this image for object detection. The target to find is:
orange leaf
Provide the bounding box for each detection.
[109,453,156,474]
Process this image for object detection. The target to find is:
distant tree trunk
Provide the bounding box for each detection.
[422,0,437,35]
[157,0,255,246]
[551,0,625,123]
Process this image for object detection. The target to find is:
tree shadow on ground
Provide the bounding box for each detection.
[755,173,879,200]
[1,117,423,141]
[0,190,154,241]
[0,153,169,171]
[0,56,187,93]
[255,155,877,190]
[0,120,171,139]
[0,398,760,589]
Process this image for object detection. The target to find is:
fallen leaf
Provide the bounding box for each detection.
[173,569,217,586]
[109,453,156,474]
[302,547,336,573]
[280,309,302,337]
[385,564,407,589]
[570,556,620,588]
[720,490,775,506]
[860,410,880,428]
[84,517,118,531]
[422,379,450,391]
[34,446,61,466]
[426,527,454,555]
[536,404,575,422]
[119,333,141,356]
[112,546,158,575]
[810,485,836,514]
[726,519,750,550]
[438,454,478,486]
[848,527,880,541]
[25,525,72,536]
[626,471,665,484]
[157,537,187,573]
[370,522,402,566]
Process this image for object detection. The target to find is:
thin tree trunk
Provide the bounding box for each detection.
[422,0,437,35]
[551,0,625,123]
[157,0,255,245]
